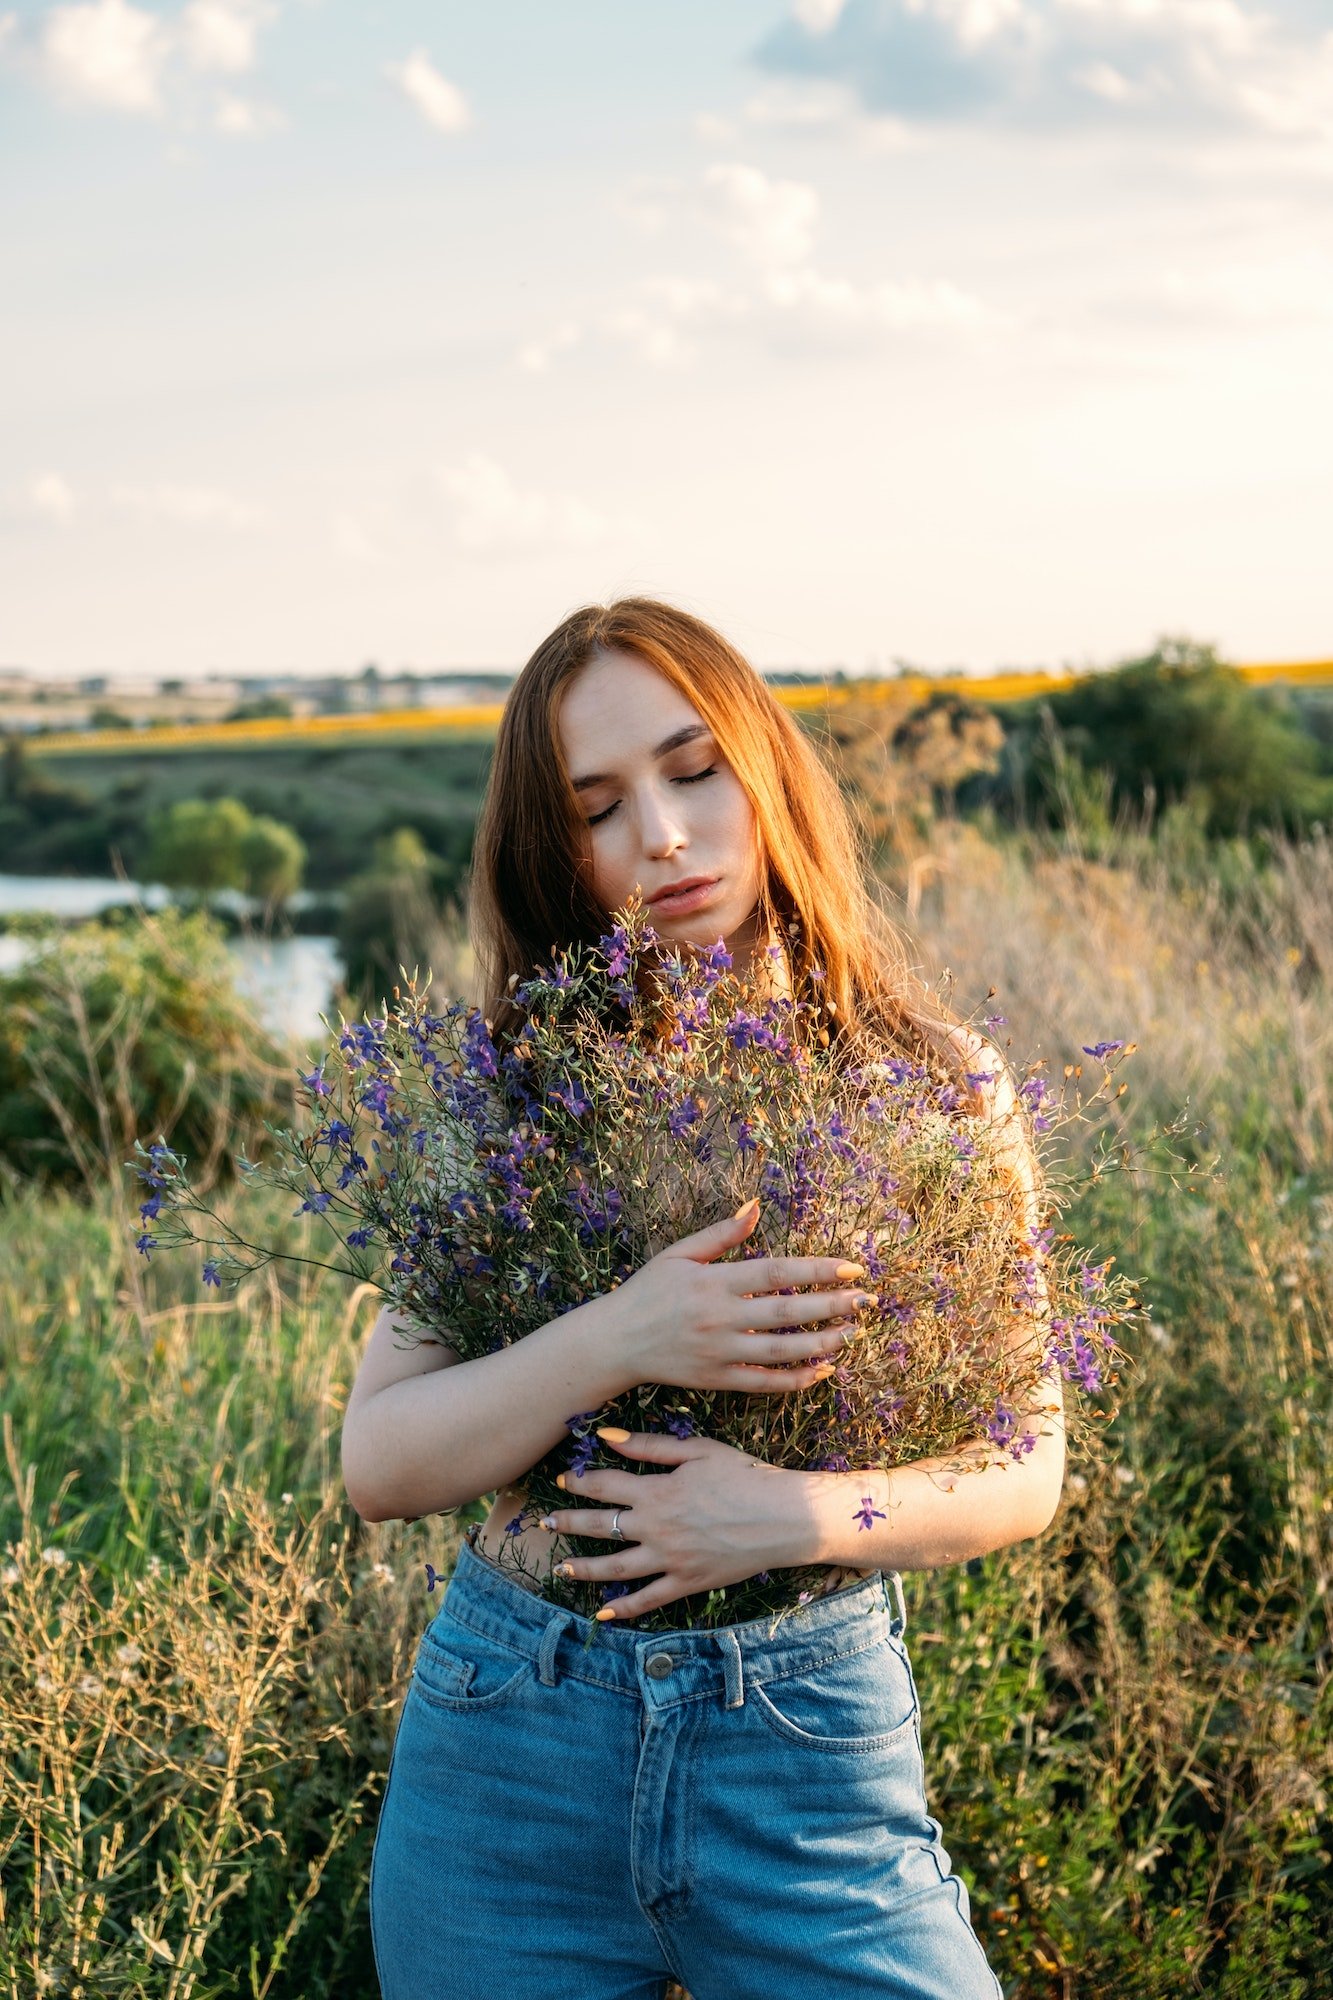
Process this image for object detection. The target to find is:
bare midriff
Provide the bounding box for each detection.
[473,1481,877,1605]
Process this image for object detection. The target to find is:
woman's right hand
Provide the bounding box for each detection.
[607,1197,871,1393]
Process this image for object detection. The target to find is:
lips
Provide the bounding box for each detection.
[648,876,718,904]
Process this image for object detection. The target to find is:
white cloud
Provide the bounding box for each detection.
[434,455,616,557]
[111,482,266,529]
[213,91,283,133]
[41,0,170,113]
[180,0,263,75]
[735,78,916,153]
[762,264,996,334]
[792,0,849,30]
[755,0,1333,149]
[703,161,820,267]
[385,48,472,134]
[27,473,77,523]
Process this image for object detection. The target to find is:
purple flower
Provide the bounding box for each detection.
[854,1495,887,1530]
[347,1227,375,1249]
[425,1562,447,1593]
[201,1260,221,1287]
[600,1582,632,1603]
[599,924,632,979]
[665,1412,695,1439]
[667,1097,701,1140]
[504,1511,527,1537]
[135,1232,155,1259]
[302,1064,332,1098]
[296,1187,332,1215]
[1081,1041,1125,1060]
[139,1195,162,1223]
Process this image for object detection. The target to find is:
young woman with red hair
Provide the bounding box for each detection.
[343,598,1062,2000]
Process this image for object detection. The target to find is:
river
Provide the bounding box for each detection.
[0,875,342,1045]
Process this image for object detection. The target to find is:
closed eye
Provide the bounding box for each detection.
[587,766,718,828]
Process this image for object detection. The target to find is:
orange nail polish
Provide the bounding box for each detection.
[596,1426,631,1443]
[594,1606,618,1621]
[555,1474,567,1491]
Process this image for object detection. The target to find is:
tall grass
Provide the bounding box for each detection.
[1,821,1329,1996]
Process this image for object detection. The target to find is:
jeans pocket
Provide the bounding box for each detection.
[412,1614,532,1713]
[751,1632,918,1753]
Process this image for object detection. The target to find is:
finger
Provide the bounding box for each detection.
[541,1508,632,1539]
[726,1254,867,1294]
[594,1579,687,1622]
[745,1287,873,1331]
[594,1428,707,1462]
[551,1470,644,1502]
[720,1362,838,1394]
[728,1323,856,1367]
[672,1198,761,1263]
[554,1548,653,1584]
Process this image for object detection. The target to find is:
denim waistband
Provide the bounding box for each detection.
[433,1533,910,1710]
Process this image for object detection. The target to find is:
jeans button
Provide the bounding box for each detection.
[645,1651,676,1679]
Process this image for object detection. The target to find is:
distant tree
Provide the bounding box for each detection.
[89,705,133,730]
[239,815,306,913]
[225,694,293,723]
[143,796,307,911]
[1029,638,1332,839]
[336,826,443,995]
[143,798,252,898]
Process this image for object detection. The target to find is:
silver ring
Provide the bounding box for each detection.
[610,1509,625,1540]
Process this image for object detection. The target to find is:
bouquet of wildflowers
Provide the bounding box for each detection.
[133,894,1142,1630]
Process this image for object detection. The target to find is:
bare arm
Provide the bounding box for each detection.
[341,1294,636,1522]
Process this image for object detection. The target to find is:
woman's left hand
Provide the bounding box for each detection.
[537,1428,805,1621]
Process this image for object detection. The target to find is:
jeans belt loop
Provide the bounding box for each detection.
[713,1628,745,1710]
[887,1569,908,1640]
[537,1609,575,1687]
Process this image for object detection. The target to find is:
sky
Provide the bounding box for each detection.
[1,0,1331,679]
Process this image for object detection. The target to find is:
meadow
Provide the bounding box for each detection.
[1,715,1330,1994]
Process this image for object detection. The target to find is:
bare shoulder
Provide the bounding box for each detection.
[346,1304,463,1414]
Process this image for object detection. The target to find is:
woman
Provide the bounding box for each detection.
[343,598,1064,2000]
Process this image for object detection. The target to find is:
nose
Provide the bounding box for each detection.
[637,784,688,860]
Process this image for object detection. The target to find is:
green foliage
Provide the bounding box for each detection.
[0,907,291,1189]
[141,795,307,910]
[18,736,488,890]
[143,796,255,896]
[1026,640,1332,840]
[334,826,449,996]
[239,813,307,910]
[225,693,294,722]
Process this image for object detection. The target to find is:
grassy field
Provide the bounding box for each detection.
[1,818,1330,1997]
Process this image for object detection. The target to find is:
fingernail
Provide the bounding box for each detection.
[594,1607,618,1621]
[555,1474,567,1490]
[813,1364,836,1380]
[538,1515,557,1530]
[556,1562,574,1578]
[733,1197,760,1220]
[595,1426,631,1442]
[852,1294,873,1311]
[835,1262,865,1278]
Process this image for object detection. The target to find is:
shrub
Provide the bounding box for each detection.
[0,907,292,1192]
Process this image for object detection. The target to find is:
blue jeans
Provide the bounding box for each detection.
[370,1534,1002,2000]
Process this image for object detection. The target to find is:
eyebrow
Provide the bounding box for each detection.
[569,722,714,794]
